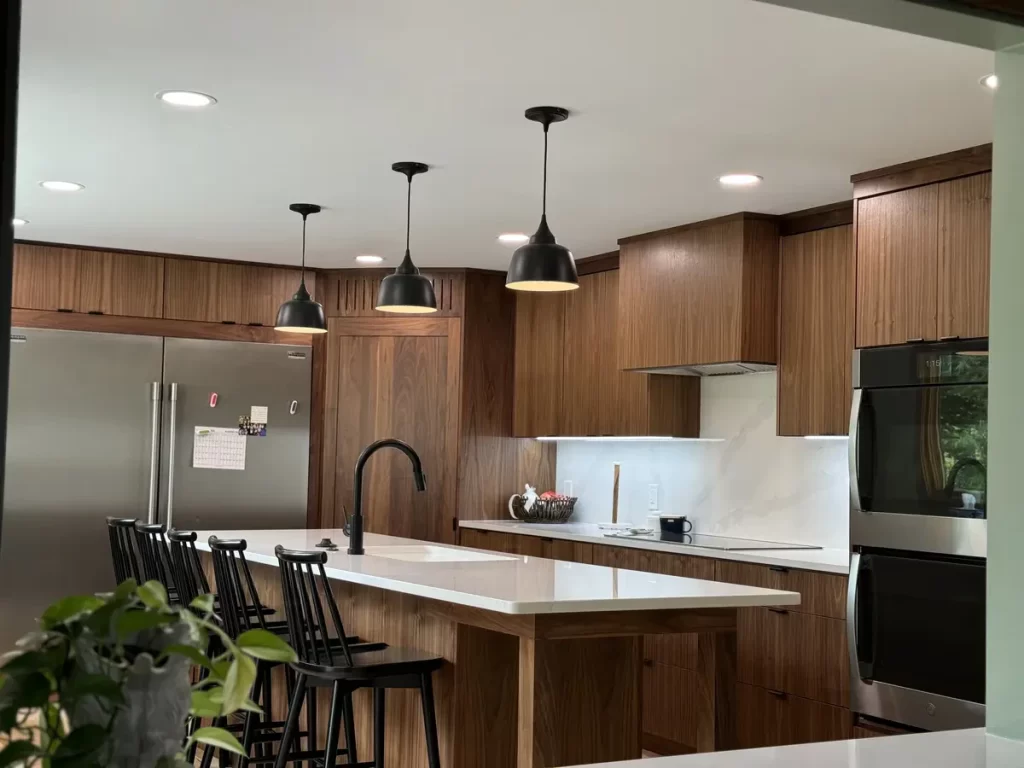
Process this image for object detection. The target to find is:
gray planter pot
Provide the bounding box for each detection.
[72,623,194,768]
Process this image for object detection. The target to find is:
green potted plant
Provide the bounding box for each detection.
[0,579,296,767]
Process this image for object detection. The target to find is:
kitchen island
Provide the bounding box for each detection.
[197,529,799,768]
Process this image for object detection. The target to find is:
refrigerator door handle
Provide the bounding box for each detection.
[166,382,179,529]
[147,382,162,524]
[849,389,863,513]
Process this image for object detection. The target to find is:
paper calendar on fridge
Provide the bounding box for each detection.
[193,426,246,470]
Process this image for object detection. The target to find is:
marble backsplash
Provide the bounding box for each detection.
[553,372,850,550]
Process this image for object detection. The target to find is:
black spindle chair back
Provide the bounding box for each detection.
[208,537,270,640]
[133,522,177,594]
[275,545,355,669]
[107,517,142,586]
[167,530,210,608]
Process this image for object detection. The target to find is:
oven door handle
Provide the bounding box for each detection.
[849,389,863,513]
[848,552,876,681]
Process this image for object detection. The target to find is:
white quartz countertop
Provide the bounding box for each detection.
[572,730,1024,768]
[460,520,850,575]
[195,529,799,616]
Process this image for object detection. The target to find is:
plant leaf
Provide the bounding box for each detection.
[52,723,108,758]
[237,696,263,714]
[162,643,209,669]
[190,689,221,718]
[236,629,297,663]
[0,741,40,768]
[40,595,105,629]
[113,578,138,600]
[209,659,231,682]
[221,654,257,715]
[190,594,214,614]
[115,609,175,638]
[0,670,52,710]
[137,581,169,610]
[67,672,125,705]
[188,727,247,757]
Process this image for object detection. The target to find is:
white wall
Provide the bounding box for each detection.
[554,372,850,550]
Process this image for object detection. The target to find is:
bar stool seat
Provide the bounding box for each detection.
[294,645,444,681]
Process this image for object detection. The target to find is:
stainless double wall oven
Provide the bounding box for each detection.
[848,339,987,732]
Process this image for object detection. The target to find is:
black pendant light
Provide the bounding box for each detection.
[275,203,327,334]
[376,162,438,313]
[506,106,578,292]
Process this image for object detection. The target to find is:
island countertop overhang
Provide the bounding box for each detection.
[194,528,800,616]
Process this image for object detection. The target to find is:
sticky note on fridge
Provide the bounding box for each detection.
[250,406,268,423]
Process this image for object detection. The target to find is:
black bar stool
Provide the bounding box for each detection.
[167,529,210,608]
[106,517,142,585]
[273,546,444,768]
[133,522,178,598]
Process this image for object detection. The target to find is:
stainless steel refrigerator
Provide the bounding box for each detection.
[0,328,311,650]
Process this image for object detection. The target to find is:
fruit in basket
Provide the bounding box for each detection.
[539,490,559,500]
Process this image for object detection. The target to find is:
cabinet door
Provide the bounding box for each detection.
[937,173,991,341]
[321,319,460,543]
[856,186,938,347]
[77,250,164,317]
[548,538,593,563]
[778,226,854,435]
[642,661,711,752]
[590,544,643,570]
[11,244,79,311]
[164,259,245,323]
[513,292,565,437]
[239,266,307,326]
[562,271,620,436]
[736,683,850,749]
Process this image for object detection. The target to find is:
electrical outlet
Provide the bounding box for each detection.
[563,480,573,497]
[648,484,660,511]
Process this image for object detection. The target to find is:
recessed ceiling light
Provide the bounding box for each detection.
[156,90,218,108]
[980,74,998,90]
[12,217,27,226]
[498,232,530,246]
[40,180,84,192]
[355,255,384,264]
[718,173,763,187]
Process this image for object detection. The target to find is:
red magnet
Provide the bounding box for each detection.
[209,392,218,408]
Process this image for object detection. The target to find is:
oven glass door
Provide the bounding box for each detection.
[854,383,987,518]
[852,551,985,704]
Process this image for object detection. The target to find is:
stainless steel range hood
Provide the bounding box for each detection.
[631,361,777,377]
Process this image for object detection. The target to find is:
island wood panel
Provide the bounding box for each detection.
[855,185,939,347]
[617,215,779,371]
[642,661,712,755]
[937,172,991,340]
[12,244,81,311]
[735,607,848,706]
[513,291,565,436]
[777,225,854,436]
[715,560,847,619]
[162,258,245,323]
[319,317,461,543]
[76,249,165,317]
[456,271,556,523]
[736,683,850,749]
[640,551,716,670]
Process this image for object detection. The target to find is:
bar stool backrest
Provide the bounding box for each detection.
[167,529,210,607]
[208,536,270,640]
[106,517,142,586]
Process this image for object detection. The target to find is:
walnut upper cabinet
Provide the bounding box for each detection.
[616,214,780,372]
[513,268,700,438]
[777,225,854,436]
[854,169,991,348]
[13,244,163,318]
[164,258,308,325]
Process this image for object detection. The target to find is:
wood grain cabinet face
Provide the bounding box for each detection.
[715,560,847,620]
[513,291,566,437]
[77,250,164,318]
[777,226,853,436]
[642,662,711,751]
[937,173,991,340]
[12,245,79,311]
[856,185,939,347]
[163,259,245,323]
[736,683,850,749]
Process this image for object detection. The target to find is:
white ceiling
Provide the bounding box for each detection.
[15,0,994,269]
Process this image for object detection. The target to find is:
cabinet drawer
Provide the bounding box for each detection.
[716,560,847,619]
[547,538,594,564]
[736,607,848,706]
[736,683,850,749]
[459,528,517,554]
[642,661,711,751]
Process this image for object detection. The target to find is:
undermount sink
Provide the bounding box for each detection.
[364,545,516,564]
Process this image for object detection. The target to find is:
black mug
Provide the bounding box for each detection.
[659,516,693,536]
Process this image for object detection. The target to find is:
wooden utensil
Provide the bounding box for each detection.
[612,462,621,524]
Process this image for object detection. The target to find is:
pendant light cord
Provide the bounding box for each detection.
[405,175,412,253]
[542,124,549,218]
[299,213,308,287]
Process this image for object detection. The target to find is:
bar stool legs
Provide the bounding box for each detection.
[373,689,386,767]
[420,673,441,768]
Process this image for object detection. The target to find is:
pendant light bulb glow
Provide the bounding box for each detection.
[505,106,579,292]
[275,203,328,334]
[376,162,438,314]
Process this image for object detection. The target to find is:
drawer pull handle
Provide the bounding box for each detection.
[768,608,789,615]
[768,689,788,699]
[906,337,925,344]
[768,565,790,573]
[939,335,960,342]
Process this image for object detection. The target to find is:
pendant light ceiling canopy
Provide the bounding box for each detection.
[275,203,328,334]
[506,106,579,292]
[376,162,438,314]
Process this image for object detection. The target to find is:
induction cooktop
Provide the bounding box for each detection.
[603,531,822,551]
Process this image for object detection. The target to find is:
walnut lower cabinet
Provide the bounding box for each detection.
[457,530,852,755]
